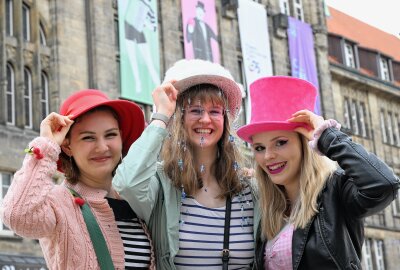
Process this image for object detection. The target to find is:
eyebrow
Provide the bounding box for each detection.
[253,136,288,145]
[270,136,286,141]
[79,128,119,135]
[188,104,223,109]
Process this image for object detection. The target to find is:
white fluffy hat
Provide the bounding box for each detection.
[163,59,242,118]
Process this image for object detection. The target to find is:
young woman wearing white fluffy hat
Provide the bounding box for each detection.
[113,59,260,269]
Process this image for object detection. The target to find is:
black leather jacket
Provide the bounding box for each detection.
[254,128,400,270]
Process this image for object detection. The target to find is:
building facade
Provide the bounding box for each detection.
[0,0,399,269]
[326,7,400,270]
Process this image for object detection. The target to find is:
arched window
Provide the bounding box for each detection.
[24,67,33,128]
[40,23,47,46]
[6,63,15,125]
[41,72,49,120]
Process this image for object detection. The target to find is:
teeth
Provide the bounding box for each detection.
[268,162,285,170]
[195,129,211,134]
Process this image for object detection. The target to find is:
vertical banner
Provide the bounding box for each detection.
[181,0,220,63]
[288,17,321,114]
[119,0,160,104]
[238,0,273,123]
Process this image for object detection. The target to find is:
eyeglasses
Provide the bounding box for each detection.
[184,105,225,121]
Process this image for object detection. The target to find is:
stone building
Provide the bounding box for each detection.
[0,0,399,269]
[326,7,400,270]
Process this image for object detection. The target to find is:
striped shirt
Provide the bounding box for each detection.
[106,198,151,269]
[174,186,254,269]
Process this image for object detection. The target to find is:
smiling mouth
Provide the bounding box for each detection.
[267,162,286,174]
[195,128,212,134]
[91,157,111,162]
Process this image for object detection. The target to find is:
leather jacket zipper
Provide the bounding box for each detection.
[317,215,342,269]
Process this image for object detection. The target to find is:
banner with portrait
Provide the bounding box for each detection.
[118,0,160,104]
[181,0,220,63]
[288,17,321,115]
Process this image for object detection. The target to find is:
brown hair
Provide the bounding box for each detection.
[161,84,245,197]
[60,106,120,184]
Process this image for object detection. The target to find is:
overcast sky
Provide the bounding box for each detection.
[326,0,400,38]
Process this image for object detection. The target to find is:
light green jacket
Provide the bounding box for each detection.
[113,125,261,269]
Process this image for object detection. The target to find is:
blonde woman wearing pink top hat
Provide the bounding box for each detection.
[236,76,399,270]
[1,90,156,269]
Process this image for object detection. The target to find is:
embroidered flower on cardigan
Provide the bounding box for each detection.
[24,147,44,159]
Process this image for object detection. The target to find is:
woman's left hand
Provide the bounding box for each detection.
[287,110,325,140]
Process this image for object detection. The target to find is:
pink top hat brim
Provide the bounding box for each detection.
[237,121,311,143]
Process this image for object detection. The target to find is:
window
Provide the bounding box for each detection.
[114,17,119,50]
[373,239,385,270]
[362,238,386,270]
[23,3,31,41]
[393,190,400,216]
[6,0,14,36]
[24,67,33,129]
[39,23,47,46]
[293,0,304,21]
[387,112,394,145]
[380,110,387,143]
[0,172,12,235]
[393,114,400,146]
[279,0,303,20]
[279,0,290,15]
[344,42,356,68]
[358,102,368,137]
[343,97,351,129]
[116,59,121,93]
[41,72,49,120]
[350,99,359,135]
[362,239,373,270]
[379,57,390,81]
[343,98,369,137]
[6,63,15,125]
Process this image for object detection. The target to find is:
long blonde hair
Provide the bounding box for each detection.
[256,133,336,240]
[161,84,244,197]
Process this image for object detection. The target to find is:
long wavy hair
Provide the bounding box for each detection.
[59,106,121,184]
[256,133,337,240]
[161,84,244,198]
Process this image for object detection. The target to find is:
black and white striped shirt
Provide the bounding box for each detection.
[174,186,254,269]
[107,198,151,269]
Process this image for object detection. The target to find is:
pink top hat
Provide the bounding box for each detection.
[237,76,317,143]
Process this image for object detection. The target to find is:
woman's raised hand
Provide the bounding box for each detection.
[288,110,325,140]
[40,113,74,146]
[152,80,178,118]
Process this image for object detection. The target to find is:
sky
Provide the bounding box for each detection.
[326,0,400,38]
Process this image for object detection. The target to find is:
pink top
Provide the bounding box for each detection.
[0,137,125,270]
[264,224,294,270]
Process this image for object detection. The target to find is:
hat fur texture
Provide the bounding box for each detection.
[163,59,242,118]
